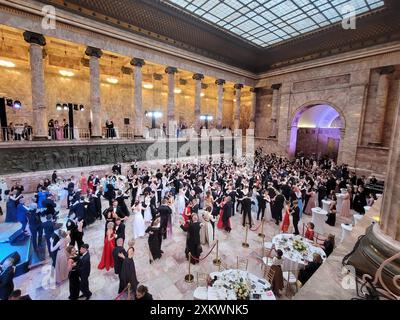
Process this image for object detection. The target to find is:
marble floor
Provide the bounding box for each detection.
[0,198,350,300]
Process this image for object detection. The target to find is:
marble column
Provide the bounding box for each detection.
[369,66,395,146]
[130,58,145,137]
[85,46,103,139]
[23,31,48,141]
[234,83,243,130]
[249,88,257,129]
[193,73,204,132]
[215,79,225,129]
[270,84,282,138]
[380,80,400,241]
[165,66,178,135]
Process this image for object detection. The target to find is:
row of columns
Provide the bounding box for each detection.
[22,31,257,140]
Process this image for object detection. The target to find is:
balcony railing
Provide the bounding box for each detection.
[1,126,33,142]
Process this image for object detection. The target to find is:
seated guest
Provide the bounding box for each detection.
[270,249,284,297]
[304,222,315,241]
[136,285,153,300]
[298,253,323,286]
[320,234,335,257]
[0,258,15,300]
[8,289,32,300]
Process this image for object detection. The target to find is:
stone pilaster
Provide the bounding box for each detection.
[369,66,395,146]
[215,79,225,129]
[270,84,282,138]
[23,31,48,141]
[249,88,257,129]
[165,66,178,135]
[131,58,145,137]
[193,73,204,132]
[85,46,103,139]
[234,83,243,130]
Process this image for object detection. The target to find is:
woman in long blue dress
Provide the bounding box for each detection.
[5,191,22,223]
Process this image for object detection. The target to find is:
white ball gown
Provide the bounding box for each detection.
[132,207,146,239]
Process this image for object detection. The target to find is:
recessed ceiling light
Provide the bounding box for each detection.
[106,77,118,84]
[0,60,16,68]
[59,70,74,77]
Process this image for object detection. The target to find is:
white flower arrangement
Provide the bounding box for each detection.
[293,240,307,252]
[234,280,251,300]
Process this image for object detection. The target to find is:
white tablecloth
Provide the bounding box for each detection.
[272,234,327,270]
[208,269,276,300]
[322,200,332,212]
[336,193,345,214]
[311,207,327,234]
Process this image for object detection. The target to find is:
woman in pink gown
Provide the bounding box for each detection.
[79,172,88,194]
[304,189,317,215]
[341,188,352,218]
[54,120,64,140]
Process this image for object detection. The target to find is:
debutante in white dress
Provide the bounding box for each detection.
[132,204,146,239]
[176,190,186,216]
[143,196,152,223]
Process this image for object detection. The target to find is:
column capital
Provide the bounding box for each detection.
[85,46,103,59]
[193,73,204,81]
[250,87,258,93]
[234,83,243,90]
[271,83,282,90]
[23,31,46,46]
[379,66,395,75]
[130,58,145,67]
[215,79,226,86]
[165,66,178,74]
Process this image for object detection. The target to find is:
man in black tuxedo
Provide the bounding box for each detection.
[241,192,255,227]
[149,191,157,220]
[51,171,58,184]
[291,200,300,235]
[78,244,92,300]
[42,194,57,219]
[0,258,15,300]
[112,238,127,279]
[112,163,122,175]
[158,199,172,240]
[66,179,75,209]
[42,215,55,260]
[115,218,125,243]
[222,196,233,233]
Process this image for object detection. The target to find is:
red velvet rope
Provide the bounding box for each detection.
[114,285,130,300]
[250,221,263,231]
[190,241,218,262]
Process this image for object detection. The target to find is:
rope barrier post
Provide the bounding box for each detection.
[258,218,265,238]
[213,240,221,266]
[242,224,250,248]
[127,283,131,300]
[185,253,194,283]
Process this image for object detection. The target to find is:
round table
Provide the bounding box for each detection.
[272,234,326,270]
[340,223,353,243]
[207,269,276,300]
[322,199,332,212]
[311,207,327,235]
[336,193,345,214]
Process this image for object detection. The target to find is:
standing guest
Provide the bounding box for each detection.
[5,190,22,223]
[116,190,130,218]
[51,230,70,284]
[146,217,163,263]
[112,238,127,282]
[112,162,122,175]
[132,201,146,239]
[51,171,58,184]
[271,191,285,225]
[200,207,216,246]
[63,119,69,139]
[256,190,267,221]
[136,285,153,300]
[304,188,317,215]
[115,218,126,244]
[269,249,284,298]
[27,203,43,252]
[77,244,92,300]
[16,198,29,233]
[66,246,80,300]
[0,258,15,300]
[66,215,84,251]
[290,200,300,235]
[79,173,88,195]
[54,120,64,140]
[118,247,139,295]
[42,215,55,260]
[66,179,75,209]
[241,192,255,227]
[185,213,203,265]
[326,195,337,226]
[158,199,172,240]
[341,187,352,219]
[98,222,116,271]
[280,200,291,233]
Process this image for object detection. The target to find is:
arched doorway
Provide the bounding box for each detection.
[289,104,344,161]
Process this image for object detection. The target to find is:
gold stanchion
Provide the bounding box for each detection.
[184,253,194,283]
[242,224,250,248]
[258,218,265,238]
[127,283,131,300]
[213,240,221,266]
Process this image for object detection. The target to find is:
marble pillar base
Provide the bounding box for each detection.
[347,223,400,296]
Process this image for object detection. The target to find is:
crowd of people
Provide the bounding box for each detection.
[0,147,381,300]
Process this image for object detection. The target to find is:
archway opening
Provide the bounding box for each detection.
[289,104,343,161]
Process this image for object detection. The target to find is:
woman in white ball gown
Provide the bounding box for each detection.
[132,201,146,239]
[142,194,153,223]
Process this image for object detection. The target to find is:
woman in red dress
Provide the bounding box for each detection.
[280,201,291,233]
[98,222,116,271]
[217,198,225,230]
[79,172,88,195]
[180,202,192,231]
[304,222,315,241]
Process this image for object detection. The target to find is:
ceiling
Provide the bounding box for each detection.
[38,0,400,73]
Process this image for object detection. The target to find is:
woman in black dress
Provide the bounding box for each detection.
[326,195,337,226]
[118,247,139,295]
[185,213,203,265]
[66,246,80,300]
[146,217,162,262]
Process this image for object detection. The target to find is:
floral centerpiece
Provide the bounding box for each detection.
[292,240,307,252]
[233,279,251,300]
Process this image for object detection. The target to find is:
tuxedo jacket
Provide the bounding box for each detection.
[115,224,126,240]
[78,253,91,279]
[0,266,15,300]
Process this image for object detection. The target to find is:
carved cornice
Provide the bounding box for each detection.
[23,31,46,46]
[130,58,145,67]
[193,73,204,81]
[165,66,178,74]
[215,79,226,86]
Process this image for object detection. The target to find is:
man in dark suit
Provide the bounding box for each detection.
[112,163,122,175]
[149,191,157,220]
[78,244,92,300]
[241,193,255,227]
[112,238,127,278]
[51,171,58,184]
[291,200,300,235]
[222,196,233,233]
[0,258,15,300]
[66,179,75,209]
[158,199,172,240]
[42,215,55,260]
[42,194,57,219]
[115,218,125,243]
